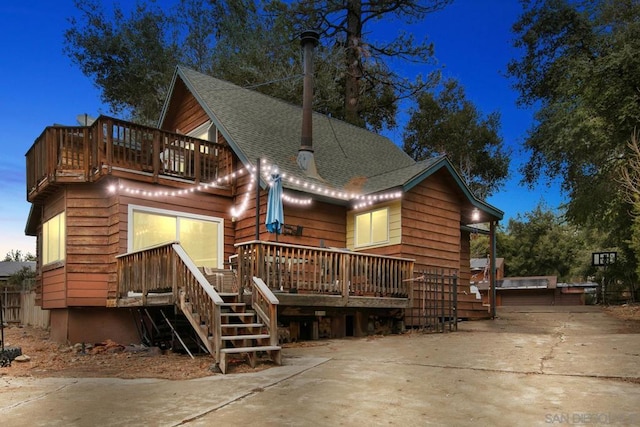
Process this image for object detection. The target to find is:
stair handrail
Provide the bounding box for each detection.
[172,244,224,305]
[115,242,224,363]
[172,244,224,363]
[251,277,279,347]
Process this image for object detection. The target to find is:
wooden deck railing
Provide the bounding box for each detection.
[116,242,223,362]
[251,277,280,347]
[26,116,233,200]
[116,242,179,303]
[235,240,414,299]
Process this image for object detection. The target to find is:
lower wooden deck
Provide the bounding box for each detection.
[111,291,409,309]
[272,292,409,308]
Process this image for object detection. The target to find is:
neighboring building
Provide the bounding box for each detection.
[555,282,598,305]
[0,261,36,287]
[1,261,37,325]
[470,257,505,284]
[24,64,503,370]
[477,276,596,306]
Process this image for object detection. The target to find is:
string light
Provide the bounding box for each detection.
[230,176,255,218]
[352,191,403,210]
[282,192,312,205]
[106,158,403,215]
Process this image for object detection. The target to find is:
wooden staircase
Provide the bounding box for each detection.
[217,290,281,374]
[177,264,281,374]
[116,243,281,374]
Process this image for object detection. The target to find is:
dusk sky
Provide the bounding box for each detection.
[0,0,564,259]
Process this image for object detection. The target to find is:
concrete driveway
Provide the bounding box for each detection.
[1,306,638,426]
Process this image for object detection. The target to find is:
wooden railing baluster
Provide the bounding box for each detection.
[26,116,233,202]
[234,240,414,301]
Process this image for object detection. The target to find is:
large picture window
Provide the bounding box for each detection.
[355,208,389,247]
[129,206,223,268]
[43,212,65,265]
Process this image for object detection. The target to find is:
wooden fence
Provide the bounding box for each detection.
[1,288,50,329]
[405,270,458,332]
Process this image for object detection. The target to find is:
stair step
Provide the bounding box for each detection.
[221,334,271,341]
[221,323,264,328]
[221,302,246,307]
[218,292,238,297]
[221,312,255,317]
[220,345,281,354]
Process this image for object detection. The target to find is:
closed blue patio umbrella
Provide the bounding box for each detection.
[265,172,284,289]
[265,173,284,235]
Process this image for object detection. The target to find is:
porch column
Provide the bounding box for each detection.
[490,221,497,318]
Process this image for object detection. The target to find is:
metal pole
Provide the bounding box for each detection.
[0,289,5,351]
[602,263,607,305]
[490,221,497,318]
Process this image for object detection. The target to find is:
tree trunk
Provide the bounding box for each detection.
[344,0,364,127]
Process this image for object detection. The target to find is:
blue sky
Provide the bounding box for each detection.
[0,0,564,258]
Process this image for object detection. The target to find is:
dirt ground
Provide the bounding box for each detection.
[0,325,322,379]
[1,304,638,380]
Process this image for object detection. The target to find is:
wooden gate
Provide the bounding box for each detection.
[405,270,457,332]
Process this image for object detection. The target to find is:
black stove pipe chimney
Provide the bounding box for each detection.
[297,30,321,178]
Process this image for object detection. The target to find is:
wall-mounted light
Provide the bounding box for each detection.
[472,208,480,222]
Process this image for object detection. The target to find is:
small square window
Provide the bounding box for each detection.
[354,208,389,247]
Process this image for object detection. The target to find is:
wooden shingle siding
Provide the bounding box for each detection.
[459,230,471,287]
[67,272,110,306]
[66,185,118,306]
[232,171,347,249]
[401,171,461,270]
[42,190,65,219]
[282,202,346,248]
[42,267,66,309]
[229,174,256,242]
[161,78,210,134]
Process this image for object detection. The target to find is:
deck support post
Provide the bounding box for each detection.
[490,220,497,318]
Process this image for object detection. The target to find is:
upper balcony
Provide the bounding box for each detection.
[26,116,234,203]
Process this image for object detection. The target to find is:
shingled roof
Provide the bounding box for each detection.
[161,66,503,219]
[0,261,35,278]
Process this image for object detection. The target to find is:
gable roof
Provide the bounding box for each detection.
[160,66,503,221]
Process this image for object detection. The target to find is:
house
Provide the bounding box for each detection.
[25,60,503,370]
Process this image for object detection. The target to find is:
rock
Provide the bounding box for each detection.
[141,347,163,357]
[124,344,148,353]
[14,355,31,362]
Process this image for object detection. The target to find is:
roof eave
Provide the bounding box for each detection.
[157,67,180,129]
[25,205,42,236]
